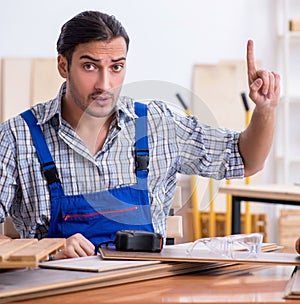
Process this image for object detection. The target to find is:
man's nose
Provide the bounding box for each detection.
[95,70,111,92]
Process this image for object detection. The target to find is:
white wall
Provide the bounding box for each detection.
[0,0,276,90]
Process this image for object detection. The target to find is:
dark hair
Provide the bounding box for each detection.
[56,11,129,66]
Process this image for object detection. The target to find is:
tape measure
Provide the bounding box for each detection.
[114,230,163,252]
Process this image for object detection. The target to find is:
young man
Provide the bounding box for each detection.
[0,11,280,260]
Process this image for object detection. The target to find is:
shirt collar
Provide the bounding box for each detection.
[117,96,137,121]
[34,82,137,126]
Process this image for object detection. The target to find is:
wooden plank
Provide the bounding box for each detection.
[0,238,66,268]
[1,57,64,123]
[0,261,225,302]
[219,184,300,201]
[1,58,31,121]
[0,259,39,268]
[31,58,63,106]
[166,216,183,238]
[280,219,300,226]
[100,245,300,266]
[9,238,66,263]
[191,61,260,131]
[0,239,37,261]
[280,208,300,252]
[281,209,300,216]
[0,238,11,245]
[290,20,300,32]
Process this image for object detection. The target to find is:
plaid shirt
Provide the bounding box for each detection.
[0,83,244,239]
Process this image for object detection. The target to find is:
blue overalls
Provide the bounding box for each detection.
[21,102,155,246]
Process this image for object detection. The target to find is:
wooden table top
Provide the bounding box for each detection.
[10,264,297,304]
[219,183,300,201]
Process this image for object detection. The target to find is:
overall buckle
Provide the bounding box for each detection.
[42,162,61,184]
[135,150,149,171]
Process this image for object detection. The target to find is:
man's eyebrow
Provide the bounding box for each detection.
[112,57,126,62]
[79,55,126,62]
[79,55,100,62]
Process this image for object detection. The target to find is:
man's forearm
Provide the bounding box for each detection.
[238,105,277,177]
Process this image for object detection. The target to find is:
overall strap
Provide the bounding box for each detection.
[134,102,149,179]
[20,110,61,185]
[21,105,148,182]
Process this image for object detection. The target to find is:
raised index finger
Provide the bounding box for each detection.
[247,39,257,82]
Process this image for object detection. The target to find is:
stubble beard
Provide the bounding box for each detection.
[68,78,119,119]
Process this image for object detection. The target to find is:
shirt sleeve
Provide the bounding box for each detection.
[174,113,244,180]
[0,122,19,223]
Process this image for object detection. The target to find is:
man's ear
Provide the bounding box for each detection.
[57,55,68,78]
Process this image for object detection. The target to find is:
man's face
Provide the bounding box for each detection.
[59,37,127,119]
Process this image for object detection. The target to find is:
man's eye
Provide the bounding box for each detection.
[83,64,96,71]
[112,64,123,72]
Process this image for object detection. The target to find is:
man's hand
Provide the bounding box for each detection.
[53,233,95,260]
[239,40,280,177]
[247,39,280,108]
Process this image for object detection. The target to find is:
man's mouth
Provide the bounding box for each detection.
[91,94,113,107]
